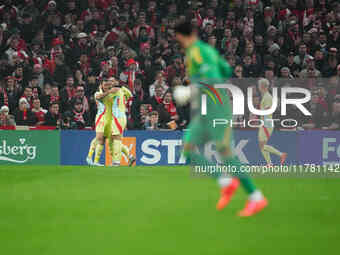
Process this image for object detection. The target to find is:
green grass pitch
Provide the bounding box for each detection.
[0,165,339,255]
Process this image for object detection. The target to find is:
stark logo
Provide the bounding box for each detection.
[0,138,37,163]
[105,137,136,166]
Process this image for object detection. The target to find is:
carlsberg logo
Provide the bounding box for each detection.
[0,138,37,163]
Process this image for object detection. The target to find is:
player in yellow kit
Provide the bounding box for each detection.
[86,80,118,166]
[258,78,287,165]
[109,78,135,166]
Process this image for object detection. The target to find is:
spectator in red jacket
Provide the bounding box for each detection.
[31,98,47,126]
[162,90,179,123]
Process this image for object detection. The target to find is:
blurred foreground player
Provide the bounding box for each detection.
[174,21,267,216]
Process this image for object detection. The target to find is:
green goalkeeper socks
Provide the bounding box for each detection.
[222,156,256,194]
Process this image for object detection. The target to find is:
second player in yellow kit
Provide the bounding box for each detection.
[111,86,132,135]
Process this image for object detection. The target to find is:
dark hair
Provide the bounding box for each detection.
[74,99,82,105]
[50,101,59,107]
[174,21,194,36]
[162,89,172,101]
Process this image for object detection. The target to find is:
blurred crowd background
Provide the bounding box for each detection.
[0,0,339,130]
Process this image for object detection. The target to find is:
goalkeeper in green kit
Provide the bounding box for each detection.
[174,22,267,217]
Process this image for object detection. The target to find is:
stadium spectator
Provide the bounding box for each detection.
[0,76,19,113]
[149,71,168,98]
[120,58,141,94]
[286,51,301,77]
[52,54,70,85]
[280,67,293,79]
[32,64,52,90]
[70,85,89,112]
[162,90,179,125]
[71,99,89,129]
[322,47,339,77]
[60,75,76,112]
[148,85,164,110]
[165,55,185,85]
[300,56,321,79]
[20,86,33,109]
[44,101,61,127]
[14,98,37,126]
[145,111,160,130]
[137,103,151,130]
[31,98,47,126]
[13,64,25,88]
[0,105,15,127]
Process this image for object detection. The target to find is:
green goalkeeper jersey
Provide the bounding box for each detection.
[185,40,233,118]
[183,40,234,144]
[186,40,232,81]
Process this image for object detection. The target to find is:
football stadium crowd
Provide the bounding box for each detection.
[0,0,340,130]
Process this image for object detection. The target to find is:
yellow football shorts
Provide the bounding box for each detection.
[95,113,106,133]
[111,116,127,136]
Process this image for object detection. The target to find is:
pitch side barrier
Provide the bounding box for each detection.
[0,129,339,167]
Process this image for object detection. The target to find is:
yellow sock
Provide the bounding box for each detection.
[112,139,122,163]
[94,144,104,163]
[87,138,97,158]
[261,149,272,164]
[264,145,282,156]
[121,144,130,158]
